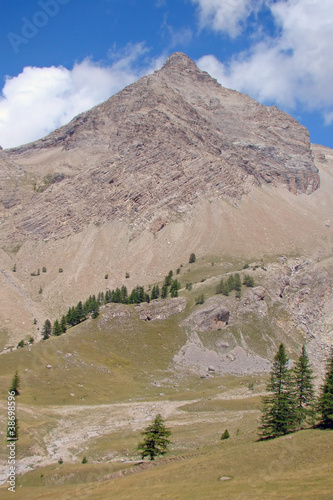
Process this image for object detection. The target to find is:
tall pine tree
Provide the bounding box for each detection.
[52,319,62,336]
[259,343,297,439]
[293,345,315,429]
[317,347,333,428]
[42,319,52,340]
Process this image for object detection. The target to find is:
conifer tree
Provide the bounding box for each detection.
[137,286,145,303]
[227,274,235,292]
[293,345,315,429]
[170,279,181,297]
[60,315,67,333]
[151,285,160,300]
[221,429,230,440]
[164,271,173,287]
[161,284,168,299]
[128,287,138,304]
[52,319,62,336]
[120,285,128,303]
[318,347,333,428]
[104,289,111,304]
[234,273,242,292]
[76,301,84,322]
[9,371,20,395]
[42,319,52,340]
[137,414,171,461]
[113,287,122,303]
[259,343,297,438]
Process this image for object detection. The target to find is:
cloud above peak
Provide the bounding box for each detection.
[0,44,162,149]
[196,0,333,121]
[191,0,264,38]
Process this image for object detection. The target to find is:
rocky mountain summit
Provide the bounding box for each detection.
[1,52,319,242]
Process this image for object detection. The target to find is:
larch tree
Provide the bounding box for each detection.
[259,343,297,439]
[137,414,171,461]
[293,345,315,429]
[42,319,52,340]
[317,347,333,428]
[9,371,20,395]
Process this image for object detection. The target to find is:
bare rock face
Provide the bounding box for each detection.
[134,298,187,321]
[182,298,230,332]
[0,52,319,242]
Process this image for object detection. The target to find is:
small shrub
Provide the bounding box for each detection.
[185,283,192,291]
[125,272,130,279]
[82,456,88,464]
[105,274,109,279]
[243,274,255,287]
[221,429,230,440]
[12,264,16,272]
[189,253,196,263]
[39,287,43,294]
[58,458,63,464]
[17,340,24,348]
[176,268,180,275]
[29,337,34,344]
[58,268,63,273]
[195,294,205,305]
[216,278,229,296]
[42,267,47,273]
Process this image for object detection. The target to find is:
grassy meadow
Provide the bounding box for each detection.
[1,255,332,499]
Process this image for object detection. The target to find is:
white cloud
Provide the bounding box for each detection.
[196,0,333,120]
[0,43,162,149]
[191,0,263,38]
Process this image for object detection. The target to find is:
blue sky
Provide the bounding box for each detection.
[0,0,332,149]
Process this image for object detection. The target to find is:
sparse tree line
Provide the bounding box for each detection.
[259,344,333,439]
[14,254,199,347]
[38,270,182,342]
[216,272,255,298]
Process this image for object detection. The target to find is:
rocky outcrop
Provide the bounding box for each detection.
[134,298,187,321]
[182,298,230,331]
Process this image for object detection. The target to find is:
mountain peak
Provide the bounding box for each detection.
[161,52,199,72]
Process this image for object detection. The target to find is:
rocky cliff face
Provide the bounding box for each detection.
[1,52,319,242]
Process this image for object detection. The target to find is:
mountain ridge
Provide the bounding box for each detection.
[0,52,320,244]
